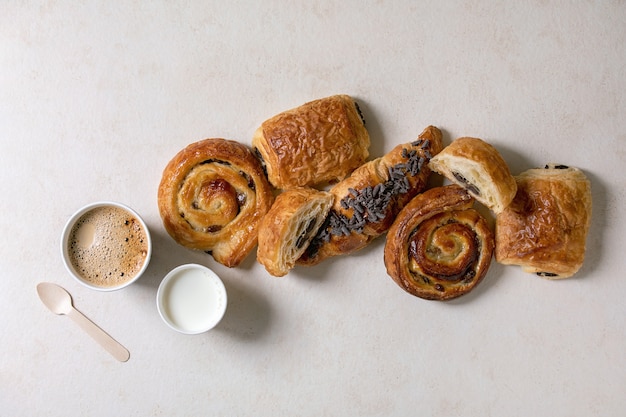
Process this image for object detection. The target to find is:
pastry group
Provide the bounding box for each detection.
[157,94,593,301]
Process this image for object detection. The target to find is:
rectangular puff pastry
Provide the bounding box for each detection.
[252,95,370,189]
[495,164,592,278]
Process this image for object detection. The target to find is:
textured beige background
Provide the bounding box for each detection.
[1,1,625,416]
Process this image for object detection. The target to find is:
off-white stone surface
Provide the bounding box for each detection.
[1,2,625,416]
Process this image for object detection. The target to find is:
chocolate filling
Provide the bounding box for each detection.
[536,272,559,277]
[295,218,318,249]
[253,148,268,177]
[452,172,481,196]
[354,101,366,126]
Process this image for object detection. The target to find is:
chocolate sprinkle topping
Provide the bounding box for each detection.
[306,139,432,256]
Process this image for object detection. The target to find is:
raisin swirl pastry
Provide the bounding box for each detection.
[298,125,443,266]
[252,94,370,189]
[158,138,274,267]
[495,164,592,278]
[384,185,495,301]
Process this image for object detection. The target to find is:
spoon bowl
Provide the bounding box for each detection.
[37,282,73,315]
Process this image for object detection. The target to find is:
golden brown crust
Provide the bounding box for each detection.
[257,188,334,277]
[298,125,444,266]
[252,95,370,189]
[158,138,274,267]
[429,137,517,213]
[495,164,592,278]
[384,185,494,300]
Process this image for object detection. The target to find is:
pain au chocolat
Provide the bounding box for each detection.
[495,164,592,278]
[257,187,334,277]
[429,137,517,214]
[252,94,370,189]
[298,125,443,266]
[158,138,274,267]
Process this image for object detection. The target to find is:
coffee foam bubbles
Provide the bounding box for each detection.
[68,206,149,288]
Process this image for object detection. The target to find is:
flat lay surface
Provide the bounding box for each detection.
[2,2,625,416]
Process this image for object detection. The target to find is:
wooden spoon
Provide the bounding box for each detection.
[36,282,130,362]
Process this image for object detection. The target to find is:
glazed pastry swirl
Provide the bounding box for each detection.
[158,138,274,267]
[384,185,494,300]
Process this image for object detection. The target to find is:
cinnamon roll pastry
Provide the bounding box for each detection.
[298,125,443,266]
[429,137,517,213]
[384,185,495,301]
[495,164,592,278]
[257,188,334,277]
[252,94,370,189]
[158,138,274,267]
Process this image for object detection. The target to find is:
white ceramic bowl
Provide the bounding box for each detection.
[157,264,228,334]
[60,201,152,291]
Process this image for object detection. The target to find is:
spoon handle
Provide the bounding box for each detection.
[67,307,130,362]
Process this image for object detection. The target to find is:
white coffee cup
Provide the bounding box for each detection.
[61,201,152,291]
[157,264,228,334]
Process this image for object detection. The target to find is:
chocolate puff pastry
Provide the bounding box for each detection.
[429,137,517,213]
[298,125,443,266]
[158,138,274,267]
[257,188,334,277]
[384,185,494,301]
[252,95,370,189]
[495,164,592,278]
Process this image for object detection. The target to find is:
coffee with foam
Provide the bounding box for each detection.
[67,205,149,288]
